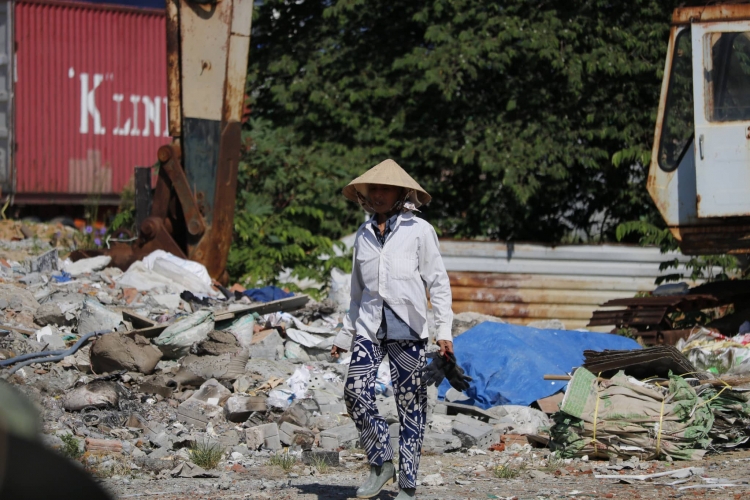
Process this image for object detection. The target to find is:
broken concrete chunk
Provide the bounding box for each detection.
[78,297,122,334]
[245,427,264,451]
[279,421,314,448]
[138,375,174,399]
[176,405,209,429]
[62,380,122,411]
[183,378,232,408]
[421,473,444,487]
[0,284,40,313]
[249,423,281,451]
[223,395,267,423]
[90,334,163,375]
[170,462,219,478]
[34,302,67,327]
[63,255,112,277]
[171,350,249,386]
[28,248,58,273]
[452,420,499,449]
[19,272,43,285]
[248,329,284,360]
[191,330,243,356]
[423,432,462,454]
[320,423,359,450]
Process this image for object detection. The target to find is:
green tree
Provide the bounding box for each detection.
[235,0,683,282]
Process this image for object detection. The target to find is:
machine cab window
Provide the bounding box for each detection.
[706,31,750,122]
[658,28,694,172]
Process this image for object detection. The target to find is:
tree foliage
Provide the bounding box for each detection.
[232,0,688,284]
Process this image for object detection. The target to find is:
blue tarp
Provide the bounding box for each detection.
[241,286,294,303]
[438,322,641,409]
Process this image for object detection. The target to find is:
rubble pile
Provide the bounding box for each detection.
[1,247,543,481]
[1,236,748,496]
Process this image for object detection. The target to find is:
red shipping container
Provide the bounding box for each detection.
[14,0,169,204]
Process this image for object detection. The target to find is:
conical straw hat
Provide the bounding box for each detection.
[343,159,431,207]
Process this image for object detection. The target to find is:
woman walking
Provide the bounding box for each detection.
[331,159,454,499]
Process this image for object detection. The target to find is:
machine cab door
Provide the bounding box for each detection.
[692,21,750,217]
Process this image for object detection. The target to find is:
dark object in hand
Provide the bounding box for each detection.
[424,352,472,392]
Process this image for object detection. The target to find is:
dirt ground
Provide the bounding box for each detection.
[101,448,750,500]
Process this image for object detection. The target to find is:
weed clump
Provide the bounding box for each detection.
[189,440,224,470]
[269,451,296,471]
[60,433,83,461]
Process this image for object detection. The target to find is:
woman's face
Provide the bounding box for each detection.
[367,184,402,215]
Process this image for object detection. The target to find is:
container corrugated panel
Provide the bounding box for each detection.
[440,242,709,331]
[0,1,12,195]
[14,0,169,203]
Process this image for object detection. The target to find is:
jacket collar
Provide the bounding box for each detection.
[364,211,415,237]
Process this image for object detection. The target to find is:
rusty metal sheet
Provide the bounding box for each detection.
[672,5,750,25]
[224,33,251,123]
[599,295,719,311]
[678,223,750,255]
[588,307,669,328]
[178,0,231,121]
[451,287,626,306]
[451,301,595,321]
[166,0,181,137]
[230,0,253,37]
[448,272,660,292]
[187,121,241,281]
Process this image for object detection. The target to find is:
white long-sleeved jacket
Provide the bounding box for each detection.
[332,211,453,350]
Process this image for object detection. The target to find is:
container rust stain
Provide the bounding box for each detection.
[672,4,750,25]
[14,1,170,202]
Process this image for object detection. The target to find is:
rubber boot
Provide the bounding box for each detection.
[394,488,416,499]
[355,461,397,498]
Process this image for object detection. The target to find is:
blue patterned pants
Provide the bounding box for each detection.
[344,335,427,489]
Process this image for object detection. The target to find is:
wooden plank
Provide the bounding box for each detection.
[0,324,35,336]
[217,294,310,321]
[535,392,564,414]
[122,310,157,329]
[124,324,168,339]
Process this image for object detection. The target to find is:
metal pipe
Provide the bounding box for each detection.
[1,330,112,373]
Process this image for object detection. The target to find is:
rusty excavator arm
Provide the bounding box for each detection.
[74,0,253,284]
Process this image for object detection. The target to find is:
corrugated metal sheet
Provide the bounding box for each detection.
[440,241,708,331]
[13,0,169,203]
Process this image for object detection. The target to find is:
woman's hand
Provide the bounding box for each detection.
[330,345,347,359]
[437,340,454,357]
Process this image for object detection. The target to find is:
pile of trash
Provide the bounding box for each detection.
[677,327,750,376]
[2,245,561,476]
[548,345,750,461]
[549,368,714,461]
[3,236,748,476]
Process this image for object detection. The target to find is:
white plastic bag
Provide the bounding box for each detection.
[154,310,215,359]
[117,261,179,292]
[267,388,293,409]
[287,366,311,400]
